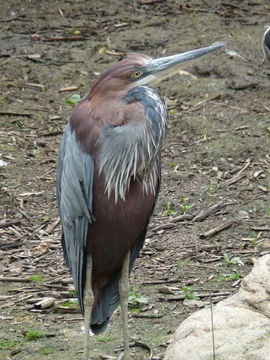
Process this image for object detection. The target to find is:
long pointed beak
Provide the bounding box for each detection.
[144,42,224,84]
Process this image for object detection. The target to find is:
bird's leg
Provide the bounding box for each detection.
[119,250,130,360]
[83,256,93,360]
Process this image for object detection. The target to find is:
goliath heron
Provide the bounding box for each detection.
[263,26,270,62]
[57,42,223,359]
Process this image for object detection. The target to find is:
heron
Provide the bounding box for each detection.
[262,26,270,62]
[56,42,223,360]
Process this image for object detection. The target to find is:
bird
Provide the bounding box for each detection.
[262,26,270,63]
[56,42,223,360]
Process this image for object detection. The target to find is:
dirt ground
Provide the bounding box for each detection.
[1,1,270,359]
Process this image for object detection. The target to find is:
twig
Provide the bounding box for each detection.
[0,14,26,22]
[0,111,32,117]
[116,341,153,359]
[41,36,87,42]
[59,86,79,92]
[181,5,216,14]
[199,221,234,239]
[137,0,161,4]
[0,241,27,250]
[151,222,177,232]
[0,220,21,229]
[150,214,193,232]
[0,276,31,282]
[142,278,180,285]
[221,159,251,187]
[0,316,14,320]
[193,202,229,222]
[221,172,246,187]
[106,50,126,56]
[18,209,31,221]
[187,94,221,112]
[114,23,128,28]
[251,227,270,231]
[40,131,62,137]
[132,313,162,319]
[46,217,60,234]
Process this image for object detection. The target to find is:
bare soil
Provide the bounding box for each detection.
[1,1,270,359]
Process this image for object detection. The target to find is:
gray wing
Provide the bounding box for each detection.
[57,123,94,312]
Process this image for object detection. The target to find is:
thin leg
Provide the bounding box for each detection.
[119,250,130,360]
[83,256,94,360]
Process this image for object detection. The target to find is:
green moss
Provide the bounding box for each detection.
[28,275,46,282]
[95,335,112,343]
[25,330,45,340]
[40,347,54,355]
[0,341,18,349]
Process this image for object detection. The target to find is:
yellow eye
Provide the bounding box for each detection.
[131,71,142,79]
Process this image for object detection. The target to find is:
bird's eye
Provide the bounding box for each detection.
[131,71,142,79]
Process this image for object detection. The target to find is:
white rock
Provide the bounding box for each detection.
[165,255,270,360]
[0,159,7,167]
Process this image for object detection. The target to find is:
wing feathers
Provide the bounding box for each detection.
[57,124,94,312]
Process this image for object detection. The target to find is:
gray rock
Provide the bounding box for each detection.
[165,255,270,360]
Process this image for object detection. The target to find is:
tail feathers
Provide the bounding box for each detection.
[90,271,121,334]
[90,228,147,334]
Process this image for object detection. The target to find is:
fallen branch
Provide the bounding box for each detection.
[0,219,21,229]
[132,313,162,319]
[0,241,27,250]
[0,111,32,117]
[199,220,234,239]
[221,172,247,187]
[41,36,87,42]
[193,202,229,222]
[221,159,251,187]
[251,227,270,231]
[150,214,193,232]
[59,86,79,92]
[0,276,31,282]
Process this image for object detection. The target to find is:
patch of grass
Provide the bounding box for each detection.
[178,198,194,213]
[171,161,180,171]
[181,286,198,300]
[0,98,6,104]
[41,215,50,222]
[218,273,241,281]
[162,202,176,216]
[63,94,81,107]
[130,307,141,313]
[207,183,218,194]
[61,299,79,307]
[95,335,112,343]
[25,330,45,340]
[179,203,194,213]
[128,291,148,307]
[0,341,18,349]
[223,253,243,266]
[250,232,258,247]
[40,347,54,355]
[29,275,46,282]
[56,298,80,312]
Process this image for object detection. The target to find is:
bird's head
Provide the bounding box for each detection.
[88,43,224,97]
